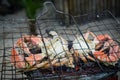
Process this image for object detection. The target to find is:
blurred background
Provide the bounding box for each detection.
[0,0,44,17]
[0,0,119,17]
[0,0,119,34]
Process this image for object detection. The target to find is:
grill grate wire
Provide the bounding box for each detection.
[0,1,120,80]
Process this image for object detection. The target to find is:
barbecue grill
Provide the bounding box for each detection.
[0,1,120,80]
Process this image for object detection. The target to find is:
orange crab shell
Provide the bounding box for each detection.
[11,48,26,69]
[16,38,30,54]
[11,48,46,69]
[10,35,48,69]
[95,34,112,42]
[25,54,46,65]
[93,51,118,62]
[23,35,47,45]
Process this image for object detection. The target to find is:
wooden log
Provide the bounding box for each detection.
[64,0,70,26]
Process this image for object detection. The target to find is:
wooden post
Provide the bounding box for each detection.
[54,0,70,26]
[29,20,37,35]
[64,0,70,26]
[54,0,64,11]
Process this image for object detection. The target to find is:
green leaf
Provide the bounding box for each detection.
[22,0,44,19]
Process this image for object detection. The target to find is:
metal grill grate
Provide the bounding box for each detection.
[0,1,120,80]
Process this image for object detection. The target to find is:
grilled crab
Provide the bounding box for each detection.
[71,31,120,66]
[11,31,74,72]
[31,30,74,70]
[71,31,98,63]
[93,36,120,66]
[11,35,48,69]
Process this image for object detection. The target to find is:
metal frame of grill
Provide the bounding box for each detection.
[0,1,120,80]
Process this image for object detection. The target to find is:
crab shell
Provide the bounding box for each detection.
[72,32,120,66]
[44,34,74,68]
[71,31,117,62]
[11,35,48,69]
[93,40,120,66]
[47,36,69,59]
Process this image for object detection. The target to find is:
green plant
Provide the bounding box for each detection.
[22,0,44,35]
[22,0,44,19]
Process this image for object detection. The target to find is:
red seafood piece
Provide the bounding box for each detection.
[11,48,46,69]
[11,48,26,68]
[72,31,119,64]
[11,35,47,69]
[25,54,46,66]
[23,35,48,46]
[94,34,112,42]
[17,38,30,55]
[93,51,118,62]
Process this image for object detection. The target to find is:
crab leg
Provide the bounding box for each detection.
[18,57,73,72]
[17,61,49,73]
[72,31,98,63]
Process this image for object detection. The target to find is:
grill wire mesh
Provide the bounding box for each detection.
[0,1,120,80]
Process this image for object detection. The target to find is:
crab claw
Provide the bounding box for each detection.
[46,28,54,37]
[25,53,46,66]
[48,31,58,37]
